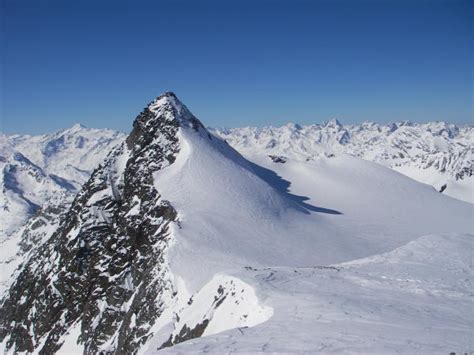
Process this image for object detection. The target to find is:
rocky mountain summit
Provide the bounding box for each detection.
[0,93,194,352]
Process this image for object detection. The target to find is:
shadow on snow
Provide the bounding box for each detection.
[248,160,342,215]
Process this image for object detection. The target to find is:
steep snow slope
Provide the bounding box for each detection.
[1,93,472,354]
[152,133,472,292]
[213,120,473,203]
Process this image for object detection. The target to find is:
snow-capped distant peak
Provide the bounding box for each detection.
[70,123,87,130]
[324,118,342,127]
[283,122,303,130]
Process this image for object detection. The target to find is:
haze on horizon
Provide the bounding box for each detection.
[1,0,472,135]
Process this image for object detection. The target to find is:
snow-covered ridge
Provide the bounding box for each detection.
[0,92,211,353]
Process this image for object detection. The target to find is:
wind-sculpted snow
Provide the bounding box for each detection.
[152,132,471,287]
[142,107,471,352]
[213,120,473,202]
[148,275,273,351]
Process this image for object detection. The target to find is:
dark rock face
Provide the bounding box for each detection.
[161,319,210,349]
[268,155,287,164]
[0,93,200,353]
[455,165,472,181]
[17,202,69,255]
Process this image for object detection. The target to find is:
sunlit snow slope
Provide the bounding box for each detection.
[141,99,473,352]
[154,124,472,290]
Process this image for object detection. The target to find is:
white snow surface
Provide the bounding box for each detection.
[143,122,473,353]
[154,126,472,287]
[157,233,473,354]
[6,124,125,187]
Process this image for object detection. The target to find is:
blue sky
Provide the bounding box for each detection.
[1,0,472,134]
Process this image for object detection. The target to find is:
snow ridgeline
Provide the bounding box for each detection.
[0,93,473,353]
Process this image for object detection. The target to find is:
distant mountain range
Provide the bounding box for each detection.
[212,119,473,203]
[0,127,125,294]
[0,95,472,353]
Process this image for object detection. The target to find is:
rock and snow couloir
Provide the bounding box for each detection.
[0,93,473,353]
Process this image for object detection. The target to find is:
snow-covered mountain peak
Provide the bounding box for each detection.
[323,118,343,128]
[70,123,87,131]
[424,121,459,138]
[146,92,203,130]
[282,122,303,130]
[3,124,125,186]
[124,92,207,158]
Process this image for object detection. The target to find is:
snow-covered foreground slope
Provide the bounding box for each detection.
[155,233,473,354]
[1,93,472,354]
[213,121,473,203]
